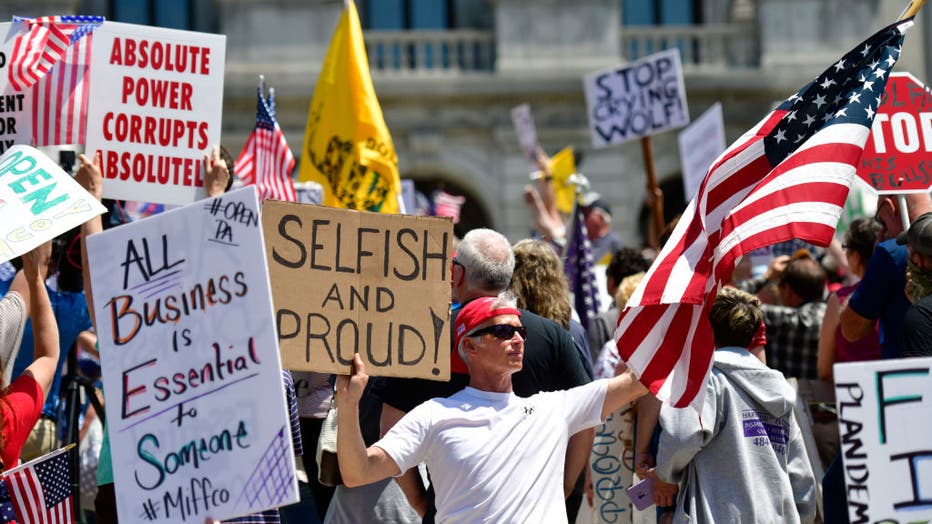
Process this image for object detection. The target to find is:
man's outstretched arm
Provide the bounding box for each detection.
[602,369,649,420]
[335,354,402,487]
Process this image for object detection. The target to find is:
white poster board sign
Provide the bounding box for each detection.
[0,23,38,150]
[587,406,636,524]
[0,145,106,263]
[583,48,689,148]
[834,357,932,523]
[88,186,297,522]
[510,103,540,166]
[85,22,225,206]
[678,102,726,202]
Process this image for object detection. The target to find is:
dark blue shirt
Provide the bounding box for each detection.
[847,239,908,359]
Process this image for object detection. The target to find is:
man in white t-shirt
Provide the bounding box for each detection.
[336,294,648,523]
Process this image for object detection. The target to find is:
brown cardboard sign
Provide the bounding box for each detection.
[262,201,452,380]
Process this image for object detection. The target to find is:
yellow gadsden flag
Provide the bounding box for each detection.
[548,146,577,214]
[300,0,401,213]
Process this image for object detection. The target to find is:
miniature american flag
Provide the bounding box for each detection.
[236,77,297,202]
[565,203,601,332]
[0,447,74,524]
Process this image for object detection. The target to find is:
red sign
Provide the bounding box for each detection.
[857,73,932,194]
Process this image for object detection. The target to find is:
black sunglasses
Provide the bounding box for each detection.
[467,324,527,341]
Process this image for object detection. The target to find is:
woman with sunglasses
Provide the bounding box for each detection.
[336,294,648,524]
[816,217,883,381]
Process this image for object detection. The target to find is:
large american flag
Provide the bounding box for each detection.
[8,15,104,147]
[565,203,601,331]
[0,447,74,524]
[616,19,912,410]
[236,77,297,202]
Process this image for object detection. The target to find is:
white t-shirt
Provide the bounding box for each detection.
[375,379,608,524]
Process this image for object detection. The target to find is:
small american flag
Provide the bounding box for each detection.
[8,15,104,146]
[564,203,601,332]
[236,77,297,202]
[0,446,74,524]
[616,19,912,409]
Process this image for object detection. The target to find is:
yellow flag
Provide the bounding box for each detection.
[548,146,577,214]
[299,1,401,213]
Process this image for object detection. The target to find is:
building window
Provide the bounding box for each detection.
[78,0,217,32]
[360,0,493,30]
[622,0,701,25]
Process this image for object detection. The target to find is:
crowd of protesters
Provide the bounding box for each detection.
[2,141,931,524]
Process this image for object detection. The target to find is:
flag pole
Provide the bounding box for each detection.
[900,0,927,19]
[640,136,665,249]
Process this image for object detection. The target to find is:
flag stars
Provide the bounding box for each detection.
[786,110,797,122]
[885,55,897,67]
[849,92,862,103]
[863,79,875,91]
[861,44,871,56]
[834,107,848,118]
[873,68,887,79]
[812,94,827,109]
[868,59,879,69]
[834,59,846,71]
[820,78,837,90]
[794,133,806,144]
[802,113,816,126]
[774,129,787,144]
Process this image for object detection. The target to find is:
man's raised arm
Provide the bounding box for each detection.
[335,354,402,487]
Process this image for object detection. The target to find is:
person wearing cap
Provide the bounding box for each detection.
[581,194,624,265]
[335,294,648,524]
[899,212,932,357]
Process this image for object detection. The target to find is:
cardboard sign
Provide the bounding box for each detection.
[0,145,106,263]
[262,201,453,380]
[88,186,297,523]
[85,22,226,205]
[511,103,540,166]
[584,49,689,148]
[833,357,932,523]
[678,102,726,202]
[0,24,32,151]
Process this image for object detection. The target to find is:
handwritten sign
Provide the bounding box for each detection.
[587,406,636,524]
[88,186,297,523]
[583,49,689,148]
[833,357,932,523]
[0,24,31,152]
[85,22,226,205]
[510,103,540,166]
[261,201,453,379]
[678,102,726,202]
[0,145,106,264]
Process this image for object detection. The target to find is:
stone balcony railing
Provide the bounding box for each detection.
[365,29,497,77]
[362,23,757,77]
[620,23,758,70]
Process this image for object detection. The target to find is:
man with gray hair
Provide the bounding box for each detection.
[376,228,592,521]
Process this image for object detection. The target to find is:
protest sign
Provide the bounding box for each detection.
[857,72,932,194]
[586,406,636,524]
[0,23,36,152]
[85,22,226,205]
[678,102,726,202]
[511,103,540,166]
[834,357,932,523]
[88,186,297,523]
[583,49,689,148]
[0,145,106,264]
[262,201,453,380]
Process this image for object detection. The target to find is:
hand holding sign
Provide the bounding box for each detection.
[76,152,104,201]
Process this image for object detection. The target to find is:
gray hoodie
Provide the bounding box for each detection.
[655,346,817,524]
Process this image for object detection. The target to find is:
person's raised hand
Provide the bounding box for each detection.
[204,145,230,197]
[22,241,52,283]
[335,353,369,408]
[75,151,103,201]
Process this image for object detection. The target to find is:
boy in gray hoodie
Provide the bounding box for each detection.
[651,287,817,523]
